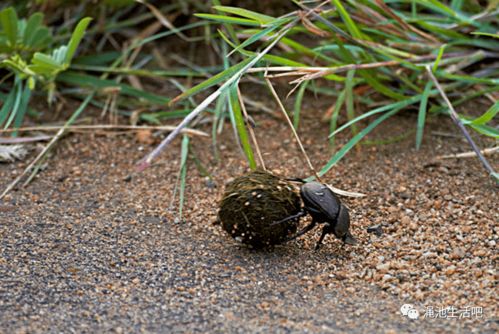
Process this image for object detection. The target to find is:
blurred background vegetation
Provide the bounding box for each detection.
[0,1,497,183]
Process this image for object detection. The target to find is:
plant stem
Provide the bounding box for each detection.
[425,66,497,181]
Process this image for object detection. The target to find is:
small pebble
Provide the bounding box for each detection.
[367,224,383,237]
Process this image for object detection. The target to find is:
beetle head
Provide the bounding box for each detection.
[334,203,357,245]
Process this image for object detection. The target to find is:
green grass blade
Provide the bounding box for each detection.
[471,32,499,38]
[345,69,357,135]
[3,77,23,130]
[319,107,401,177]
[57,72,170,105]
[464,101,499,126]
[212,6,275,24]
[195,13,260,27]
[12,83,31,136]
[432,44,446,72]
[450,0,463,10]
[329,90,347,148]
[469,123,499,138]
[293,81,309,130]
[228,24,282,56]
[229,83,256,169]
[0,86,16,127]
[416,81,432,150]
[329,94,424,138]
[171,57,253,104]
[178,135,190,220]
[330,0,363,39]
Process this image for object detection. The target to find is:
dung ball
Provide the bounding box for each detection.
[218,170,301,248]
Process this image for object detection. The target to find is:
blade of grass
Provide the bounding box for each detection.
[12,84,31,136]
[0,86,16,127]
[426,66,497,180]
[330,0,364,39]
[195,13,261,27]
[3,77,23,130]
[330,94,426,138]
[138,19,298,170]
[293,80,309,130]
[432,44,447,72]
[170,57,253,105]
[320,107,402,177]
[468,101,499,125]
[329,90,347,148]
[229,83,256,169]
[212,6,276,24]
[345,69,358,136]
[178,135,189,220]
[237,86,265,169]
[57,72,170,105]
[416,81,432,149]
[469,123,499,138]
[1,92,95,199]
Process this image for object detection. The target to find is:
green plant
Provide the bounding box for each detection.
[139,1,498,180]
[0,6,91,133]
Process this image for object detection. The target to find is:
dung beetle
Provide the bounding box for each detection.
[273,180,356,250]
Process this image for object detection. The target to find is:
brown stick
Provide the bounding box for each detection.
[0,125,209,137]
[264,76,321,182]
[425,66,497,181]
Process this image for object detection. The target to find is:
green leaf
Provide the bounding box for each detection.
[212,6,275,24]
[330,94,425,138]
[469,123,499,138]
[0,85,16,127]
[195,13,260,27]
[178,135,190,220]
[329,90,347,148]
[3,77,23,129]
[57,72,170,105]
[420,0,457,17]
[23,12,44,47]
[471,32,499,38]
[450,0,463,10]
[228,24,282,56]
[432,44,446,72]
[171,57,253,104]
[65,17,92,63]
[320,107,401,177]
[229,83,256,169]
[0,7,18,47]
[463,101,499,126]
[293,81,309,130]
[29,26,51,50]
[416,82,432,150]
[30,52,65,75]
[12,83,31,135]
[330,0,364,39]
[345,69,357,135]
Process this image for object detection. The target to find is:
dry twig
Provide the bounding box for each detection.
[426,66,497,180]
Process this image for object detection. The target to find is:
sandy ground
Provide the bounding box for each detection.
[0,106,497,333]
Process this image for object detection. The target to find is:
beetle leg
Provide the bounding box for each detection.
[285,219,317,241]
[342,232,357,245]
[315,223,330,250]
[271,210,306,226]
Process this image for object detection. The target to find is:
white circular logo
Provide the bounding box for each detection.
[408,308,420,319]
[400,304,413,316]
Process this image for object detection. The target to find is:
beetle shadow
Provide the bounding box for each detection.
[222,236,355,270]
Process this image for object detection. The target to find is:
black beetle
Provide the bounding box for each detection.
[273,180,356,250]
